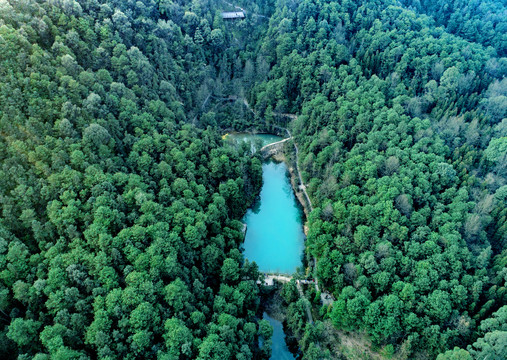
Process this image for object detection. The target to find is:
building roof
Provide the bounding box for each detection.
[221,11,245,19]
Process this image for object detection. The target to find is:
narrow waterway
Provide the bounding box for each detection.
[263,312,296,360]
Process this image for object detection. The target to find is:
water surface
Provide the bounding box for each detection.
[263,312,295,360]
[225,132,283,151]
[242,160,305,274]
[234,134,302,358]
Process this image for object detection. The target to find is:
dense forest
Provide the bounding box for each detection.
[246,0,506,358]
[0,0,273,359]
[0,0,506,359]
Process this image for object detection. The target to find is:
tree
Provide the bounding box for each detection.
[221,258,240,284]
[468,331,507,359]
[426,290,452,322]
[436,347,472,360]
[164,318,193,359]
[209,29,224,50]
[197,334,231,360]
[7,318,41,348]
[82,123,111,148]
[165,278,193,314]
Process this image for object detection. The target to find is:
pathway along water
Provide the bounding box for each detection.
[226,133,302,359]
[223,132,283,149]
[226,133,305,273]
[242,159,305,274]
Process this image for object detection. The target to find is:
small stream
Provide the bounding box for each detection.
[263,313,296,360]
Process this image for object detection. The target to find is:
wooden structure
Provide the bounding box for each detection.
[221,11,245,19]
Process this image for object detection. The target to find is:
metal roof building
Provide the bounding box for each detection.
[221,11,245,19]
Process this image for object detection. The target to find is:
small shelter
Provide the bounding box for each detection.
[221,11,245,20]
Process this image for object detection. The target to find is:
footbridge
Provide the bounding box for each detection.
[257,274,314,287]
[259,137,292,158]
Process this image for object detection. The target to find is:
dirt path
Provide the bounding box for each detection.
[296,281,314,324]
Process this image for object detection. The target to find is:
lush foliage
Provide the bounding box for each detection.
[400,0,507,57]
[247,0,507,358]
[1,0,506,359]
[0,0,270,359]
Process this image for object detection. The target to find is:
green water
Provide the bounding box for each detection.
[225,132,284,151]
[242,160,305,274]
[263,313,296,360]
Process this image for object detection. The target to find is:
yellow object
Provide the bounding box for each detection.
[222,133,229,140]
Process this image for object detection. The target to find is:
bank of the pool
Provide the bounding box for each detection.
[242,159,305,274]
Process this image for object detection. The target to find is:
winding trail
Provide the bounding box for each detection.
[214,94,335,312]
[296,282,314,324]
[191,93,213,125]
[237,99,334,304]
[287,127,313,213]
